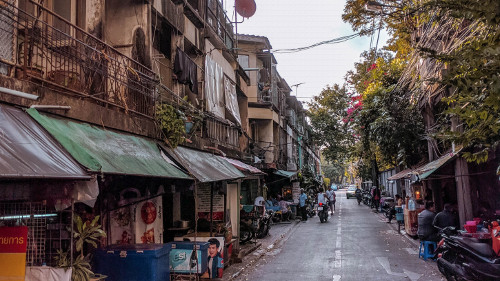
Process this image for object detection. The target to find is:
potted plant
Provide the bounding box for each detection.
[55,215,106,281]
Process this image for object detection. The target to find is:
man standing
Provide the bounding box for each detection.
[417,201,439,242]
[205,238,223,279]
[299,188,308,221]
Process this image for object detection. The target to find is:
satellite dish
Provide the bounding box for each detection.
[235,0,256,18]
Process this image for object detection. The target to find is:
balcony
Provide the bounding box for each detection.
[204,115,240,148]
[206,0,234,50]
[0,1,157,117]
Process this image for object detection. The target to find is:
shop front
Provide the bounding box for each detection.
[0,104,96,281]
[24,108,193,280]
[161,145,246,278]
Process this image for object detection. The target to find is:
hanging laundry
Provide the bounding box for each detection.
[174,48,198,95]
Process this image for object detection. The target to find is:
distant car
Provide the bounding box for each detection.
[331,185,338,191]
[346,186,357,199]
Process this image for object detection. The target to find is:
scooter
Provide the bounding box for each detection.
[307,201,316,218]
[317,201,329,223]
[436,226,500,281]
[255,210,273,238]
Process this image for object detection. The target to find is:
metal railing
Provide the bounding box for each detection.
[206,0,234,50]
[0,1,157,117]
[204,115,240,148]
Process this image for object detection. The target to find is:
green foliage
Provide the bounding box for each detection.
[73,215,106,255]
[307,84,353,163]
[56,215,106,281]
[156,104,186,148]
[55,250,93,281]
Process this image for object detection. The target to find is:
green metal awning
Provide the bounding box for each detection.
[415,149,460,180]
[27,109,191,179]
[161,145,245,183]
[274,170,298,179]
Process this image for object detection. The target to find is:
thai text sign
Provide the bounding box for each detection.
[0,226,28,281]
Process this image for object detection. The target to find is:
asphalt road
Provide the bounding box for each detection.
[233,190,445,281]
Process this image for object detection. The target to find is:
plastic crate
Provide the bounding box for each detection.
[93,244,170,281]
[169,242,209,274]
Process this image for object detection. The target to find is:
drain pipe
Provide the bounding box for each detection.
[0,86,39,100]
[30,105,71,110]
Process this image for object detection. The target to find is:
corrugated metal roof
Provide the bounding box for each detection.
[415,150,460,180]
[218,156,265,175]
[162,145,245,183]
[0,104,90,179]
[387,169,413,180]
[27,109,191,179]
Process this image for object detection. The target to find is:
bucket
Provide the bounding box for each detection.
[466,220,477,226]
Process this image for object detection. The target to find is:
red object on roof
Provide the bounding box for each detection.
[235,0,256,18]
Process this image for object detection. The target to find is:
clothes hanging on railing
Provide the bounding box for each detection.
[174,48,198,94]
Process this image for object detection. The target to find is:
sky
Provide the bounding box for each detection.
[225,0,388,104]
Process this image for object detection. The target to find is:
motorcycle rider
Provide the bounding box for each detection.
[317,188,328,214]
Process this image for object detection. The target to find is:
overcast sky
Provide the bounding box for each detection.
[226,0,388,103]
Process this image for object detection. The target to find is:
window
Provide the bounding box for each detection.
[237,54,250,77]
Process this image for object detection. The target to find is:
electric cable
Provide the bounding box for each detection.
[272,28,379,54]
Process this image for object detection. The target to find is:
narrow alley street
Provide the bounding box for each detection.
[232,190,444,281]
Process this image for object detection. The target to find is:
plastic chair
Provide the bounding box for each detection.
[419,240,437,261]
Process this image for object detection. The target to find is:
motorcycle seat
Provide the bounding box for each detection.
[454,236,497,258]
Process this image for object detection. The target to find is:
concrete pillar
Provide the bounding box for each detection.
[455,157,473,226]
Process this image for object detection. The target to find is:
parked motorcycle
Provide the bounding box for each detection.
[436,226,500,281]
[317,201,329,223]
[307,200,316,218]
[255,210,273,239]
[362,191,372,206]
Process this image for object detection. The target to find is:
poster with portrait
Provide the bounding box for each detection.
[173,237,225,279]
[134,196,163,244]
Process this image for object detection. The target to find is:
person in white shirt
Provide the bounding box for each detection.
[254,195,266,216]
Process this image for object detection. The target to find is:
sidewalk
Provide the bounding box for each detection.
[373,210,421,248]
[223,219,300,280]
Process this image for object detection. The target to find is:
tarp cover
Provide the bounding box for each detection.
[218,156,265,175]
[0,104,89,179]
[223,76,241,126]
[205,55,225,119]
[27,108,191,179]
[274,170,298,179]
[162,145,244,182]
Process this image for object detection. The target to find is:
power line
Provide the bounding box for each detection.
[272,29,377,54]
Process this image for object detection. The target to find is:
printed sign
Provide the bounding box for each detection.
[292,182,300,203]
[0,226,28,281]
[197,185,224,221]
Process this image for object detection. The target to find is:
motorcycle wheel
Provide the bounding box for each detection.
[240,223,254,244]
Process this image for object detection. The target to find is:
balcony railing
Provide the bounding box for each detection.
[0,1,157,117]
[204,115,240,148]
[206,0,234,50]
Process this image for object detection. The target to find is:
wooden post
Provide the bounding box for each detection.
[455,157,473,227]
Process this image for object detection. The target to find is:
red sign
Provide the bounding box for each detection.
[0,227,28,253]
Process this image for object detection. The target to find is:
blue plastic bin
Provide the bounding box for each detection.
[93,244,170,281]
[169,241,209,274]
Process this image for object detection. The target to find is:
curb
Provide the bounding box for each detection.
[227,220,300,281]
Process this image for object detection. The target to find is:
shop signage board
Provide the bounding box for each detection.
[197,185,224,221]
[292,182,300,203]
[0,226,28,281]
